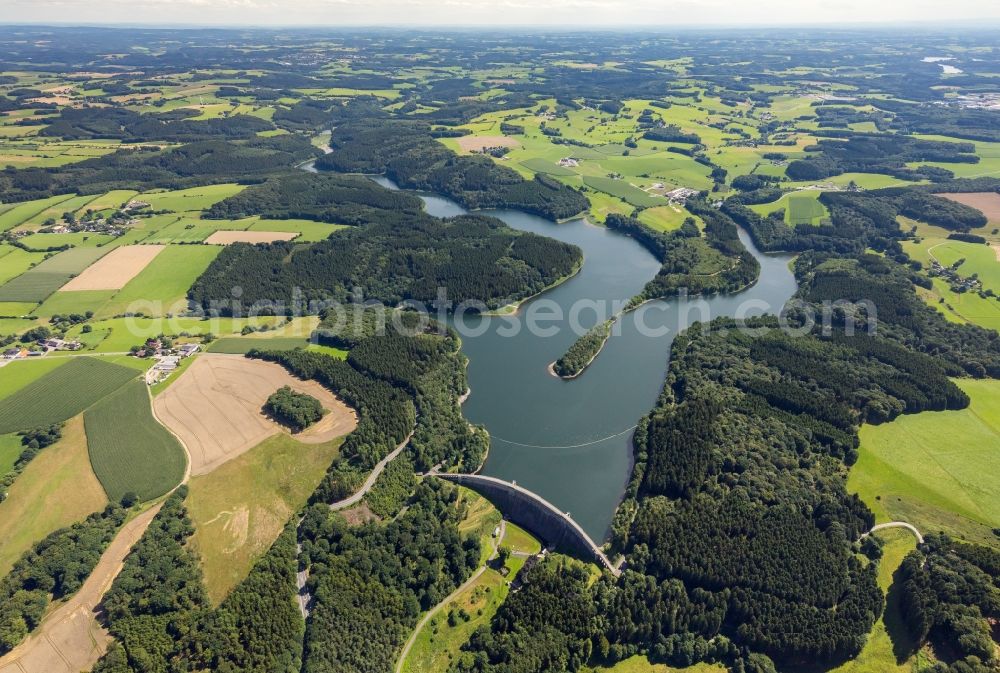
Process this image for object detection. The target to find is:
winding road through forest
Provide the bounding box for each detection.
[394,520,506,673]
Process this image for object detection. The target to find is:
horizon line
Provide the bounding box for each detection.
[3,20,1000,31]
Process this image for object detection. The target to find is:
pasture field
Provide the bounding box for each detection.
[63,315,291,353]
[139,183,246,212]
[583,176,663,208]
[401,495,541,673]
[0,194,76,232]
[0,317,38,337]
[19,193,102,228]
[786,172,914,190]
[15,231,116,250]
[0,433,21,474]
[187,433,345,604]
[0,245,109,303]
[906,236,1000,289]
[0,415,108,575]
[93,244,220,318]
[246,217,346,242]
[786,193,829,225]
[142,215,230,243]
[583,659,725,673]
[0,246,46,286]
[828,528,926,673]
[84,380,187,502]
[750,190,829,226]
[519,157,577,176]
[638,204,694,232]
[0,357,138,434]
[203,230,297,244]
[206,336,312,354]
[32,289,116,318]
[849,378,1000,547]
[81,189,138,213]
[60,244,166,291]
[902,234,1000,330]
[153,354,357,476]
[0,302,42,317]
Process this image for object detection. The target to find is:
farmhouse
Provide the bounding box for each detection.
[665,187,699,203]
[40,338,82,351]
[178,343,200,357]
[558,157,580,168]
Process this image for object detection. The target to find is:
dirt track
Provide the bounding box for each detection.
[61,245,165,291]
[204,231,297,245]
[153,354,357,476]
[0,504,162,673]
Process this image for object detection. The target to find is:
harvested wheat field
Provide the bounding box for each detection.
[939,192,1000,222]
[0,504,161,673]
[204,230,298,245]
[153,354,357,475]
[60,244,165,291]
[456,135,521,152]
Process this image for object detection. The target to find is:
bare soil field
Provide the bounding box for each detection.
[939,192,1000,221]
[60,245,165,291]
[0,504,161,673]
[456,135,521,152]
[153,354,357,476]
[204,230,298,245]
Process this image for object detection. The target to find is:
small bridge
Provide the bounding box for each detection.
[431,472,621,576]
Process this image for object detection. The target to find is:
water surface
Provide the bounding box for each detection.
[372,176,798,540]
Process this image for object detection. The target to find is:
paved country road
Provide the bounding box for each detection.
[330,430,414,511]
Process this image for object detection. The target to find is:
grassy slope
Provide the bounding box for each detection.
[402,490,541,673]
[828,528,926,673]
[84,380,186,502]
[848,378,1000,547]
[0,415,108,575]
[583,659,725,673]
[186,433,344,605]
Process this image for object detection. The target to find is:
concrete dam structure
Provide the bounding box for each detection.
[432,472,621,576]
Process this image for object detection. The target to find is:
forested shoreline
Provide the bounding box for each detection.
[316,119,589,221]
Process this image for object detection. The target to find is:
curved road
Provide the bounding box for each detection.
[864,521,925,544]
[329,431,414,511]
[394,520,506,673]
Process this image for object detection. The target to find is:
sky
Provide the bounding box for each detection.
[3,0,1000,27]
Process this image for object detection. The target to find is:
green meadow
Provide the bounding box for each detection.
[0,246,46,285]
[139,183,246,212]
[849,378,1000,546]
[749,190,829,226]
[94,244,221,318]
